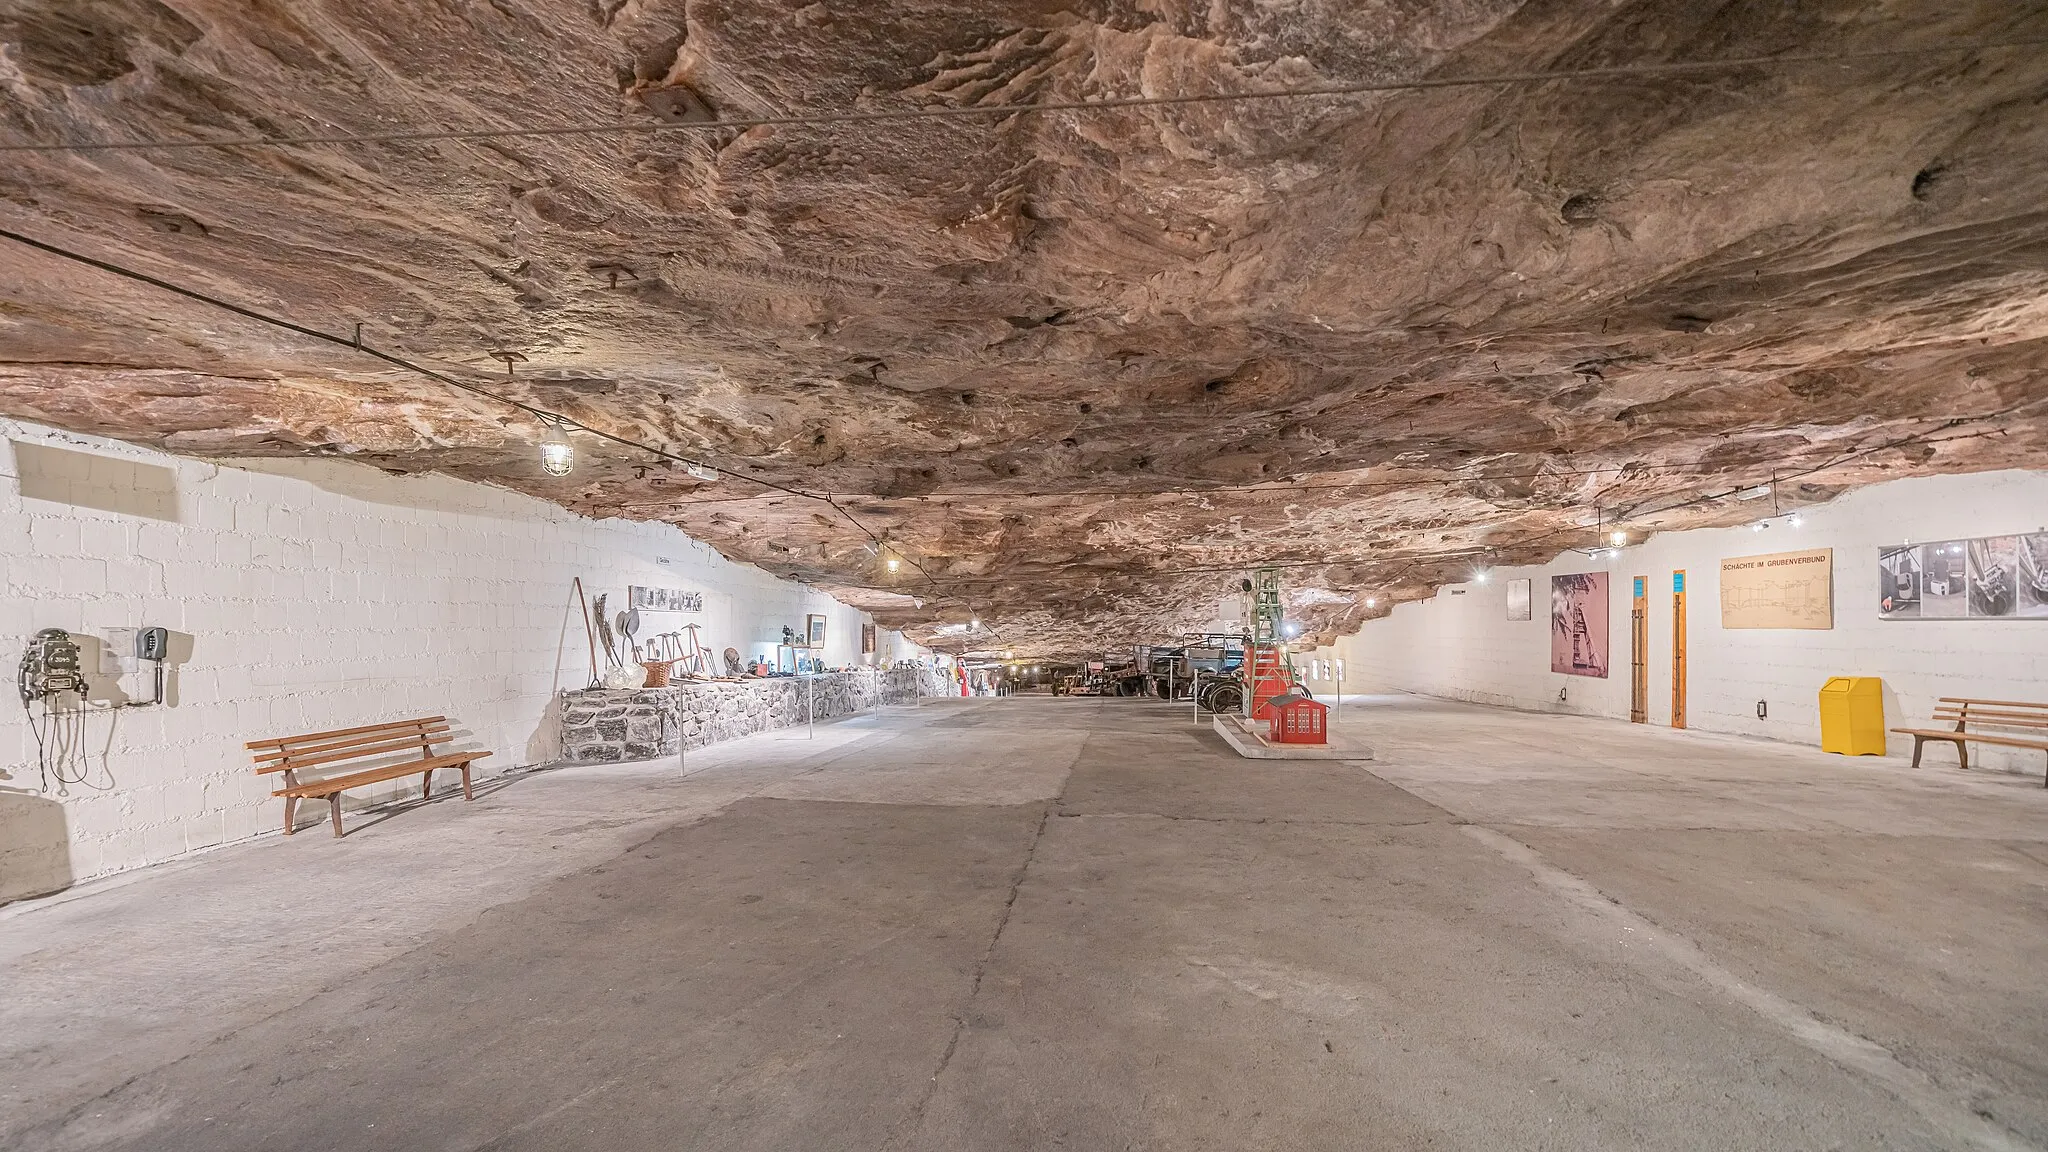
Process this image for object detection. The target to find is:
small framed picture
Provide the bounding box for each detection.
[1506,578,1532,621]
[861,622,877,654]
[806,613,828,647]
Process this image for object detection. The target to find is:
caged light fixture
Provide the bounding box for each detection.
[539,420,574,476]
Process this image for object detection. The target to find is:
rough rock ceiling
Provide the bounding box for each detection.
[3,1,2047,655]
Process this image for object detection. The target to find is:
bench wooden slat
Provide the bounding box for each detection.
[1894,726,2048,746]
[253,734,456,774]
[249,714,488,837]
[251,723,452,764]
[1894,697,2048,786]
[246,715,449,751]
[1928,715,2048,729]
[271,751,490,798]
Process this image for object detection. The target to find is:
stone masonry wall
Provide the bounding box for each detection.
[561,668,949,763]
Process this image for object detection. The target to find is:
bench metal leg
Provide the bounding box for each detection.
[283,795,298,835]
[460,762,474,800]
[1955,739,1969,771]
[421,769,433,800]
[329,794,344,838]
[1910,737,1926,769]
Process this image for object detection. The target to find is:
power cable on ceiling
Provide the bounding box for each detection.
[4,38,2044,154]
[0,226,951,597]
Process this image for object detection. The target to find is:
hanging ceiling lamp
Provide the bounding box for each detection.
[539,420,574,476]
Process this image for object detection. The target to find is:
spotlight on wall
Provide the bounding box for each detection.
[1283,622,1300,638]
[539,421,574,476]
[1751,521,1768,532]
[886,556,901,572]
[1474,570,1490,584]
[1366,598,1379,608]
[1609,531,1627,546]
[1788,514,1803,528]
[684,461,719,482]
[970,617,981,631]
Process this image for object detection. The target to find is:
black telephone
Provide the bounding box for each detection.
[18,628,83,706]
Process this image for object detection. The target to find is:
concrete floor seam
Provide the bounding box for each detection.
[1051,811,1454,828]
[893,799,1057,1147]
[1461,824,2045,1152]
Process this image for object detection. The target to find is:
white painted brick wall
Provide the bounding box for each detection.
[0,420,910,902]
[1313,469,2048,773]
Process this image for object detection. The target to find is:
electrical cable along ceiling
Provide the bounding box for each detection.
[1,0,2046,654]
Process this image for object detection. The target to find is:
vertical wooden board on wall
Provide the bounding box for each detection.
[1631,576,1648,723]
[1672,570,1688,729]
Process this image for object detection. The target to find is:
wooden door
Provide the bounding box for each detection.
[1630,576,1648,723]
[1671,570,1688,729]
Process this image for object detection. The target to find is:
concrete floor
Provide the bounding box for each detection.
[4,694,2046,1151]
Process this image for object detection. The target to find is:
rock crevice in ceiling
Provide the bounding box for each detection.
[1,0,2045,652]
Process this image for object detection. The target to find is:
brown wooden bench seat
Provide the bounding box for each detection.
[247,716,492,837]
[1891,698,2048,787]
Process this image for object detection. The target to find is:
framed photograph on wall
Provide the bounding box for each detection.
[1921,541,1968,618]
[1550,572,1610,678]
[2022,534,2048,618]
[629,585,702,613]
[861,622,877,654]
[1879,545,1921,618]
[1506,578,1532,621]
[1882,533,2048,620]
[806,613,828,647]
[1968,536,2020,618]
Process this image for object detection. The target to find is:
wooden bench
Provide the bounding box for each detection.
[1891,698,2048,787]
[247,716,491,837]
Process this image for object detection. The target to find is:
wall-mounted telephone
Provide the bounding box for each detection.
[20,626,170,793]
[18,628,83,705]
[100,626,171,705]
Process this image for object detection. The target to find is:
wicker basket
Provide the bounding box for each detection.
[641,660,675,688]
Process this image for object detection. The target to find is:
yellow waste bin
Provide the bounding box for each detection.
[1818,677,1886,755]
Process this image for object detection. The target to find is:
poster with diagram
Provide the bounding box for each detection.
[1879,532,2048,619]
[1549,572,1609,678]
[1718,548,1832,629]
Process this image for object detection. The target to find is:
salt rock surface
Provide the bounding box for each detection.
[1,1,2044,652]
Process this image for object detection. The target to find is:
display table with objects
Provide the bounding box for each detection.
[559,667,956,764]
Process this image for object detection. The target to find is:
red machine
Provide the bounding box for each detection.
[1267,692,1329,745]
[1247,643,1295,721]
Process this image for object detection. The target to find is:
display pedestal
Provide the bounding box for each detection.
[1211,714,1374,761]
